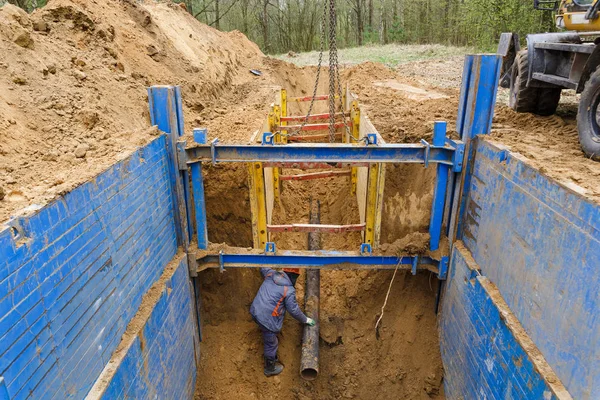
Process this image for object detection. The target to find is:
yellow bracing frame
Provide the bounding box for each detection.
[349,100,360,196]
[364,163,385,246]
[248,162,268,249]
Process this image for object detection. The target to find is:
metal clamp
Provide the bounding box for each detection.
[450,139,465,172]
[210,138,220,166]
[218,250,224,273]
[262,132,275,146]
[265,242,277,255]
[176,140,188,171]
[438,256,449,280]
[366,133,378,145]
[360,243,372,255]
[420,139,430,168]
[411,256,419,275]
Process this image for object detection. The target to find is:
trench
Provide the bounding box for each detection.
[194,64,444,399]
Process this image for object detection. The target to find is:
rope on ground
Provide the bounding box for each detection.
[375,260,400,340]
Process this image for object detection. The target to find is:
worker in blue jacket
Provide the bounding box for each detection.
[250,268,315,376]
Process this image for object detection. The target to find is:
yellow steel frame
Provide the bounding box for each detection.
[364,162,385,246]
[249,86,385,248]
[248,162,268,249]
[269,104,282,203]
[350,100,360,195]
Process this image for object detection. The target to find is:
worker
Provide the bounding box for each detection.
[250,268,315,377]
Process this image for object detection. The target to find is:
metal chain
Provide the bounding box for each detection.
[286,0,328,137]
[327,0,351,142]
[287,0,353,142]
[328,0,337,142]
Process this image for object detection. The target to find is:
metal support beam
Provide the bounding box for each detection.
[281,112,345,122]
[248,162,268,249]
[196,249,441,272]
[185,142,461,167]
[289,94,339,102]
[350,100,360,195]
[190,128,208,250]
[365,163,385,246]
[287,133,343,142]
[263,161,370,169]
[450,54,502,247]
[275,122,350,131]
[429,122,450,251]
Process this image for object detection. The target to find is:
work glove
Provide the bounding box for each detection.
[306,317,316,327]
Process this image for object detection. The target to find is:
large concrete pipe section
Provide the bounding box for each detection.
[300,199,321,380]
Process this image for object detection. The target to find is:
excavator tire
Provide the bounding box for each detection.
[509,50,561,116]
[509,50,539,113]
[536,87,561,116]
[577,67,600,161]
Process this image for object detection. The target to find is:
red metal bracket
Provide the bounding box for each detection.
[276,122,351,132]
[279,170,352,181]
[267,223,366,233]
[280,112,345,122]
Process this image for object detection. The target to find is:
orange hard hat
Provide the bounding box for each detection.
[282,268,300,274]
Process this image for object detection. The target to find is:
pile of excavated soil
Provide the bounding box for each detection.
[0,0,265,222]
[396,57,600,203]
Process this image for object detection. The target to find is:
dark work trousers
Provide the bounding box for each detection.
[256,321,278,360]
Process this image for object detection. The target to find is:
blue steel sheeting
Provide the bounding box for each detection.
[0,137,178,399]
[95,256,198,400]
[461,138,600,399]
[440,242,570,399]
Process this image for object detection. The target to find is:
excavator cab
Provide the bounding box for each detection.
[533,0,561,11]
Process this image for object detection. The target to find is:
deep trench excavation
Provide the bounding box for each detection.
[195,63,445,399]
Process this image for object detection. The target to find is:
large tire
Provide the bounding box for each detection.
[509,50,561,116]
[536,87,562,116]
[509,50,539,113]
[577,68,600,160]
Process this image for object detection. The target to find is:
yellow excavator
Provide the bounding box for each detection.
[498,0,600,160]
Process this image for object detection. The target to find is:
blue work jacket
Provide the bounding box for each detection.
[250,268,308,333]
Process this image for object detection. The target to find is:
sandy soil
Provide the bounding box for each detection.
[398,57,600,203]
[0,0,264,222]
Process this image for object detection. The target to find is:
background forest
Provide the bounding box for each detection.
[2,0,555,53]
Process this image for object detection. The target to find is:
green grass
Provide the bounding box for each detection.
[273,43,475,67]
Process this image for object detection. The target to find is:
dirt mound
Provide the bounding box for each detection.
[0,0,264,222]
[393,57,600,203]
[491,104,600,202]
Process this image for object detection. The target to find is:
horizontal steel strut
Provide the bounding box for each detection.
[287,133,343,142]
[185,141,464,170]
[196,248,443,272]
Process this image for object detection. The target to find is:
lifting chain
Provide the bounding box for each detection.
[287,0,352,143]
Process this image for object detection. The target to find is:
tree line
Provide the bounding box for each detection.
[2,0,554,54]
[179,0,554,53]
